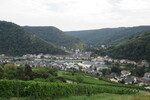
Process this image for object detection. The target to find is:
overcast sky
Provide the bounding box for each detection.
[0,0,150,31]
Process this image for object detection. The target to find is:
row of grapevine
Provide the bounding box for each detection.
[0,80,138,98]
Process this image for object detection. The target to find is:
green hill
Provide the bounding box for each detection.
[23,26,87,50]
[107,32,150,62]
[66,26,150,46]
[0,21,65,56]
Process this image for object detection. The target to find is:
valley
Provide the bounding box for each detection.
[0,21,150,100]
[1,0,150,99]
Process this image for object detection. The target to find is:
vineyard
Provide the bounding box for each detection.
[57,71,111,85]
[57,71,150,92]
[0,80,137,99]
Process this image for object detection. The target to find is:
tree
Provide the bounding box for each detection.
[0,67,4,79]
[135,67,145,77]
[111,67,121,74]
[16,67,25,80]
[101,69,111,76]
[48,68,58,77]
[3,63,17,79]
[24,64,33,80]
[69,68,77,76]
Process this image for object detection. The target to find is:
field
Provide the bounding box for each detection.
[57,71,148,91]
[0,79,137,99]
[57,70,112,85]
[1,93,149,100]
[0,68,149,100]
[59,93,150,100]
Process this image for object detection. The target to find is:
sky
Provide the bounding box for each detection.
[0,0,150,31]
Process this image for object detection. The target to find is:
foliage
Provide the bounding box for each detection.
[59,93,150,100]
[111,67,121,75]
[133,67,145,77]
[23,26,88,50]
[58,71,114,85]
[66,26,150,46]
[76,75,84,83]
[92,32,150,62]
[0,80,137,98]
[107,32,150,62]
[24,65,33,81]
[1,63,17,79]
[0,64,62,82]
[91,48,107,57]
[0,21,65,56]
[16,67,25,80]
[1,93,150,100]
[101,69,111,76]
[57,71,150,92]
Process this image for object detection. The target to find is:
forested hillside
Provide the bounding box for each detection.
[23,26,87,50]
[66,26,150,46]
[103,32,150,62]
[0,21,65,56]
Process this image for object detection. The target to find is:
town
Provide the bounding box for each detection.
[0,50,150,87]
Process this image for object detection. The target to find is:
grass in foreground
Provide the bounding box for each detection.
[1,93,149,100]
[59,93,150,100]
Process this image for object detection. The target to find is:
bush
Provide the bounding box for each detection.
[76,75,84,83]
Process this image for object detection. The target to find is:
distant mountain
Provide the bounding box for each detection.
[0,21,65,56]
[66,26,150,46]
[107,32,150,62]
[23,26,87,50]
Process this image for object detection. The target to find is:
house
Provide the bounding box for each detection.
[85,68,93,73]
[109,73,118,82]
[126,60,137,65]
[37,54,43,59]
[77,63,91,68]
[136,73,150,85]
[124,77,136,84]
[136,78,150,85]
[110,78,119,82]
[144,73,150,78]
[94,56,105,62]
[113,59,119,63]
[108,58,113,62]
[138,60,149,67]
[145,87,150,89]
[121,70,131,77]
[91,71,103,76]
[14,61,22,66]
[109,73,117,79]
[120,59,127,64]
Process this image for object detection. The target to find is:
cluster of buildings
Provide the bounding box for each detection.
[92,56,149,67]
[22,51,91,60]
[0,53,150,86]
[109,70,150,86]
[137,73,150,86]
[14,60,106,76]
[0,54,106,77]
[109,70,135,84]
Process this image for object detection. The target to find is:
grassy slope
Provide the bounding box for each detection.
[4,93,150,100]
[59,93,150,100]
[57,71,111,85]
[0,70,149,100]
[57,70,150,93]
